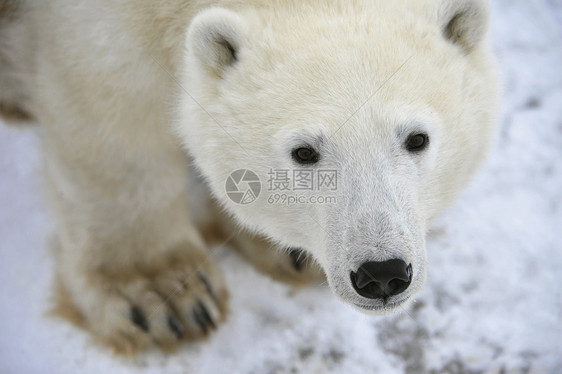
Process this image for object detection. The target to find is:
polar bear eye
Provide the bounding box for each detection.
[292,146,319,165]
[405,133,429,152]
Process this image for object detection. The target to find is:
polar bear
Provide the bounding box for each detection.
[0,0,497,354]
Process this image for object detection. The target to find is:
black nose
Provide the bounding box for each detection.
[350,259,412,299]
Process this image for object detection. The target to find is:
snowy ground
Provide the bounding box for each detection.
[1,1,561,373]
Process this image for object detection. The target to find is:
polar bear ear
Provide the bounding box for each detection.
[187,8,246,77]
[439,0,489,52]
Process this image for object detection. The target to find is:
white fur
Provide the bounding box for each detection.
[2,0,498,351]
[178,0,498,313]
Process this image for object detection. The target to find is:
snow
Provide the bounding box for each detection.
[1,0,561,373]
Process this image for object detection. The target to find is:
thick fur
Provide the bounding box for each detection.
[1,0,497,353]
[178,0,498,313]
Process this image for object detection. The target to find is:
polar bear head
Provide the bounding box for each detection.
[177,0,498,314]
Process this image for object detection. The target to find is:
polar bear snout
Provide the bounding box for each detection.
[350,259,413,300]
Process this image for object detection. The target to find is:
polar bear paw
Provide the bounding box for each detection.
[231,232,325,286]
[53,249,228,355]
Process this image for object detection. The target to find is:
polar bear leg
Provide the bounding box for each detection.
[233,231,326,287]
[208,203,325,286]
[43,135,228,354]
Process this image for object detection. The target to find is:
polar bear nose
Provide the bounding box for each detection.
[350,259,412,299]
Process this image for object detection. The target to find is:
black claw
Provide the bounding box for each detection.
[288,248,305,271]
[192,307,208,334]
[167,314,184,339]
[130,306,149,332]
[198,300,217,330]
[197,271,218,303]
